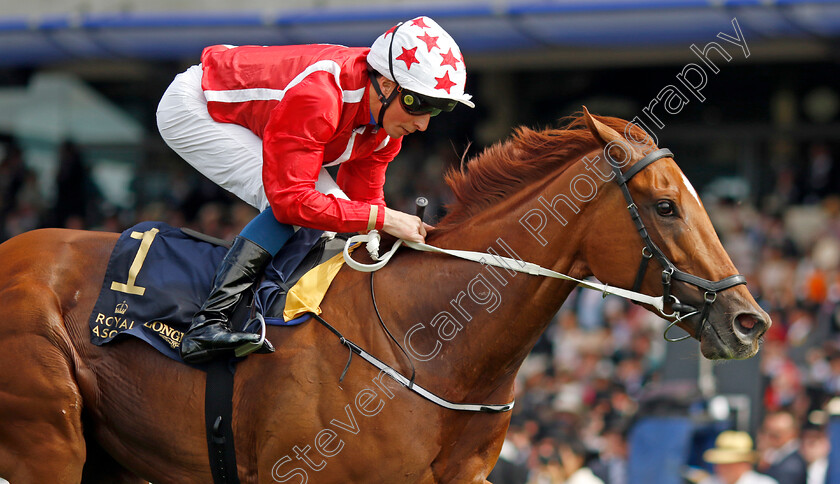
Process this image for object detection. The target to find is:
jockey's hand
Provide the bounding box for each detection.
[382,207,428,244]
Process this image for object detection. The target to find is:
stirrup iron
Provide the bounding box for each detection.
[234,312,268,357]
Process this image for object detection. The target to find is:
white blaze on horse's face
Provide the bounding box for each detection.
[679,172,702,206]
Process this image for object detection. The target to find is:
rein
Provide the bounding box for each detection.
[326,147,745,414]
[343,148,746,339]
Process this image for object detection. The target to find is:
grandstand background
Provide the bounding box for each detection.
[2,1,840,482]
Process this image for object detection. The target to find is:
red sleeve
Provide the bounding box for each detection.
[336,135,402,207]
[262,74,380,233]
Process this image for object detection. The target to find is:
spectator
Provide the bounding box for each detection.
[798,144,839,204]
[488,423,530,484]
[489,439,530,484]
[800,422,829,484]
[757,411,808,484]
[589,420,628,484]
[702,431,778,484]
[51,140,95,227]
[528,436,566,484]
[557,434,604,484]
[0,142,28,220]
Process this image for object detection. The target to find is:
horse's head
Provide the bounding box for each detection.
[579,107,769,360]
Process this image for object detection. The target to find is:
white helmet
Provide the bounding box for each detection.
[367,16,474,115]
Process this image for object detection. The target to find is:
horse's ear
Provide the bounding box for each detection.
[582,106,624,147]
[582,106,644,163]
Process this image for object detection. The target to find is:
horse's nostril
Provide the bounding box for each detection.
[738,315,756,330]
[735,313,763,336]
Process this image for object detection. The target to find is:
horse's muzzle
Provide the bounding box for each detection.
[699,304,770,360]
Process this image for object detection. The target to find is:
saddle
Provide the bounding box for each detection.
[88,221,350,362]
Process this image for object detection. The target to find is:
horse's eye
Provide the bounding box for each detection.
[657,200,675,216]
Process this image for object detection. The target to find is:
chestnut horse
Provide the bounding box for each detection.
[0,110,769,483]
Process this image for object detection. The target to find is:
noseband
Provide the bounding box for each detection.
[608,148,746,341]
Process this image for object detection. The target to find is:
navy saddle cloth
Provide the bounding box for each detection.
[89,221,341,361]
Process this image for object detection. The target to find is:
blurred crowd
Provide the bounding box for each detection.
[2,134,840,484]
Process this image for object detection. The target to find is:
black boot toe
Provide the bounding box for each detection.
[180,323,263,363]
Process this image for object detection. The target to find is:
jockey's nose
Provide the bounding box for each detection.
[414,114,431,132]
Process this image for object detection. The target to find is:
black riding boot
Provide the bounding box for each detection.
[180,236,274,364]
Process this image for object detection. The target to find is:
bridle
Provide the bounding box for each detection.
[323,145,750,413]
[608,147,747,341]
[343,146,749,343]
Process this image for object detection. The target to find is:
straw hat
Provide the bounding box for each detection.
[703,431,759,464]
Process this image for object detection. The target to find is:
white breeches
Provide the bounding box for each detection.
[156,64,348,211]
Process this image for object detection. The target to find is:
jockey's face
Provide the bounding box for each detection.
[370,77,431,139]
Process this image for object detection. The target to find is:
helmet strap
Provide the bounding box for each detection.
[368,70,398,129]
[368,21,404,130]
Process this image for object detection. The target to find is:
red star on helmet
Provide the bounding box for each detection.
[434,71,457,94]
[384,25,398,38]
[440,48,460,69]
[411,17,430,29]
[396,46,420,69]
[416,32,439,53]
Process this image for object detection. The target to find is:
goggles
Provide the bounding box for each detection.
[397,87,457,117]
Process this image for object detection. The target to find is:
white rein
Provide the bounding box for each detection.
[343,230,671,316]
[330,230,689,413]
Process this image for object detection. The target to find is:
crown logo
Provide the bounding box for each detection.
[115,301,129,315]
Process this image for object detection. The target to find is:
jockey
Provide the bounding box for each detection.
[156,16,473,363]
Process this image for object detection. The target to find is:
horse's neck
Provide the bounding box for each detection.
[387,164,593,402]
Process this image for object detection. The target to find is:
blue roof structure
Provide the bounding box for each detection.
[0,0,838,66]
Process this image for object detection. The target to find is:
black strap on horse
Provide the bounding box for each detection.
[204,359,241,484]
[608,147,747,340]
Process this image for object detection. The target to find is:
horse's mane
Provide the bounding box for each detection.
[435,112,649,229]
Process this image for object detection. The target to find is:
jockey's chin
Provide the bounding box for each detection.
[384,125,418,138]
